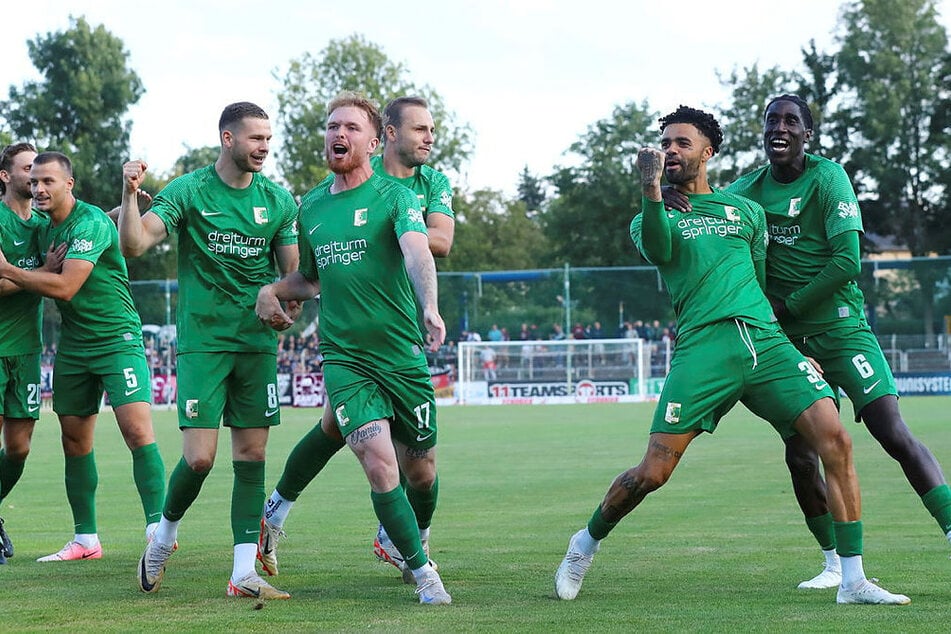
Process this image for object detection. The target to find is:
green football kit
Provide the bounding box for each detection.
[630,192,834,438]
[0,202,46,419]
[38,199,165,534]
[41,200,150,415]
[149,165,298,428]
[298,172,437,448]
[370,155,454,221]
[728,153,896,416]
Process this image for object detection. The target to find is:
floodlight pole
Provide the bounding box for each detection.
[563,262,571,334]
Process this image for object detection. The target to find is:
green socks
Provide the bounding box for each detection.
[0,448,26,503]
[922,484,951,534]
[65,452,98,534]
[372,486,427,570]
[276,424,345,501]
[833,520,863,558]
[804,512,836,551]
[587,505,618,541]
[406,474,438,530]
[131,443,166,526]
[232,460,265,545]
[163,456,210,522]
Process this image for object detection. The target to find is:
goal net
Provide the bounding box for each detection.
[456,338,650,405]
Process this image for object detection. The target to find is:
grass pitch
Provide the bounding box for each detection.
[3,398,951,632]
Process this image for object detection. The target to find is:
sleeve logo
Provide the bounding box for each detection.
[71,238,94,253]
[439,190,453,209]
[837,201,859,219]
[408,208,425,225]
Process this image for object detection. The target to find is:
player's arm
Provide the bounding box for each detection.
[778,230,861,318]
[0,250,93,301]
[106,190,153,226]
[0,241,67,296]
[635,147,672,264]
[400,230,446,350]
[118,160,168,257]
[255,271,319,331]
[426,212,454,257]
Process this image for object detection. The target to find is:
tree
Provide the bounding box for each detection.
[274,34,473,196]
[716,64,800,185]
[543,100,658,266]
[833,0,950,335]
[516,165,546,214]
[1,17,143,210]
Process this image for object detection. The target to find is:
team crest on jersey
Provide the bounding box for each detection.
[787,198,802,217]
[253,207,269,224]
[354,208,368,227]
[723,206,740,222]
[185,399,199,419]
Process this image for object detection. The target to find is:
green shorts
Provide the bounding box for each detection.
[176,351,280,429]
[53,345,151,416]
[792,324,897,421]
[652,319,835,439]
[0,353,42,419]
[323,360,437,450]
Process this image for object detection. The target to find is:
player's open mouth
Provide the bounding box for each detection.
[769,138,790,150]
[332,144,348,157]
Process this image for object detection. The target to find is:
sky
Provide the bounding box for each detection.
[5,0,951,195]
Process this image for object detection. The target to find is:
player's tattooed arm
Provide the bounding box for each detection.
[636,147,665,202]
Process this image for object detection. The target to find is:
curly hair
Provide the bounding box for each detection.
[764,94,814,130]
[658,106,723,154]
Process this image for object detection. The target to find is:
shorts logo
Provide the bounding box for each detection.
[335,404,350,427]
[838,306,850,318]
[28,405,39,413]
[353,208,368,227]
[416,431,435,443]
[665,402,682,424]
[125,387,142,396]
[264,408,279,418]
[14,239,26,246]
[253,207,269,224]
[185,399,200,419]
[863,380,882,395]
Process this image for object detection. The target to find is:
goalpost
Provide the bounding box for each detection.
[456,338,650,405]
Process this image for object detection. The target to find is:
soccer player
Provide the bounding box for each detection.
[0,151,166,562]
[255,91,452,605]
[120,102,299,600]
[725,94,951,588]
[259,96,455,584]
[0,142,46,564]
[554,106,909,605]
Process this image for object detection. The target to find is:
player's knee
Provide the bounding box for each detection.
[784,438,820,477]
[186,455,215,473]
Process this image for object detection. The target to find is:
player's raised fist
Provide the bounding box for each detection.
[122,160,148,194]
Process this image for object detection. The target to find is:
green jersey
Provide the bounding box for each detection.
[370,155,454,219]
[630,191,775,340]
[150,165,298,354]
[298,173,429,371]
[727,153,864,338]
[0,202,47,355]
[42,200,142,353]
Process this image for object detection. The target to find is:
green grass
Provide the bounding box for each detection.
[3,398,951,632]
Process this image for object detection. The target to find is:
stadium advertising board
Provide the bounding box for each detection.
[894,372,951,396]
[485,378,631,405]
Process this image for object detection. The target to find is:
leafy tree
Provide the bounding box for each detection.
[274,34,473,196]
[543,100,658,266]
[833,0,950,335]
[170,145,219,176]
[516,165,546,214]
[716,64,800,185]
[1,16,143,210]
